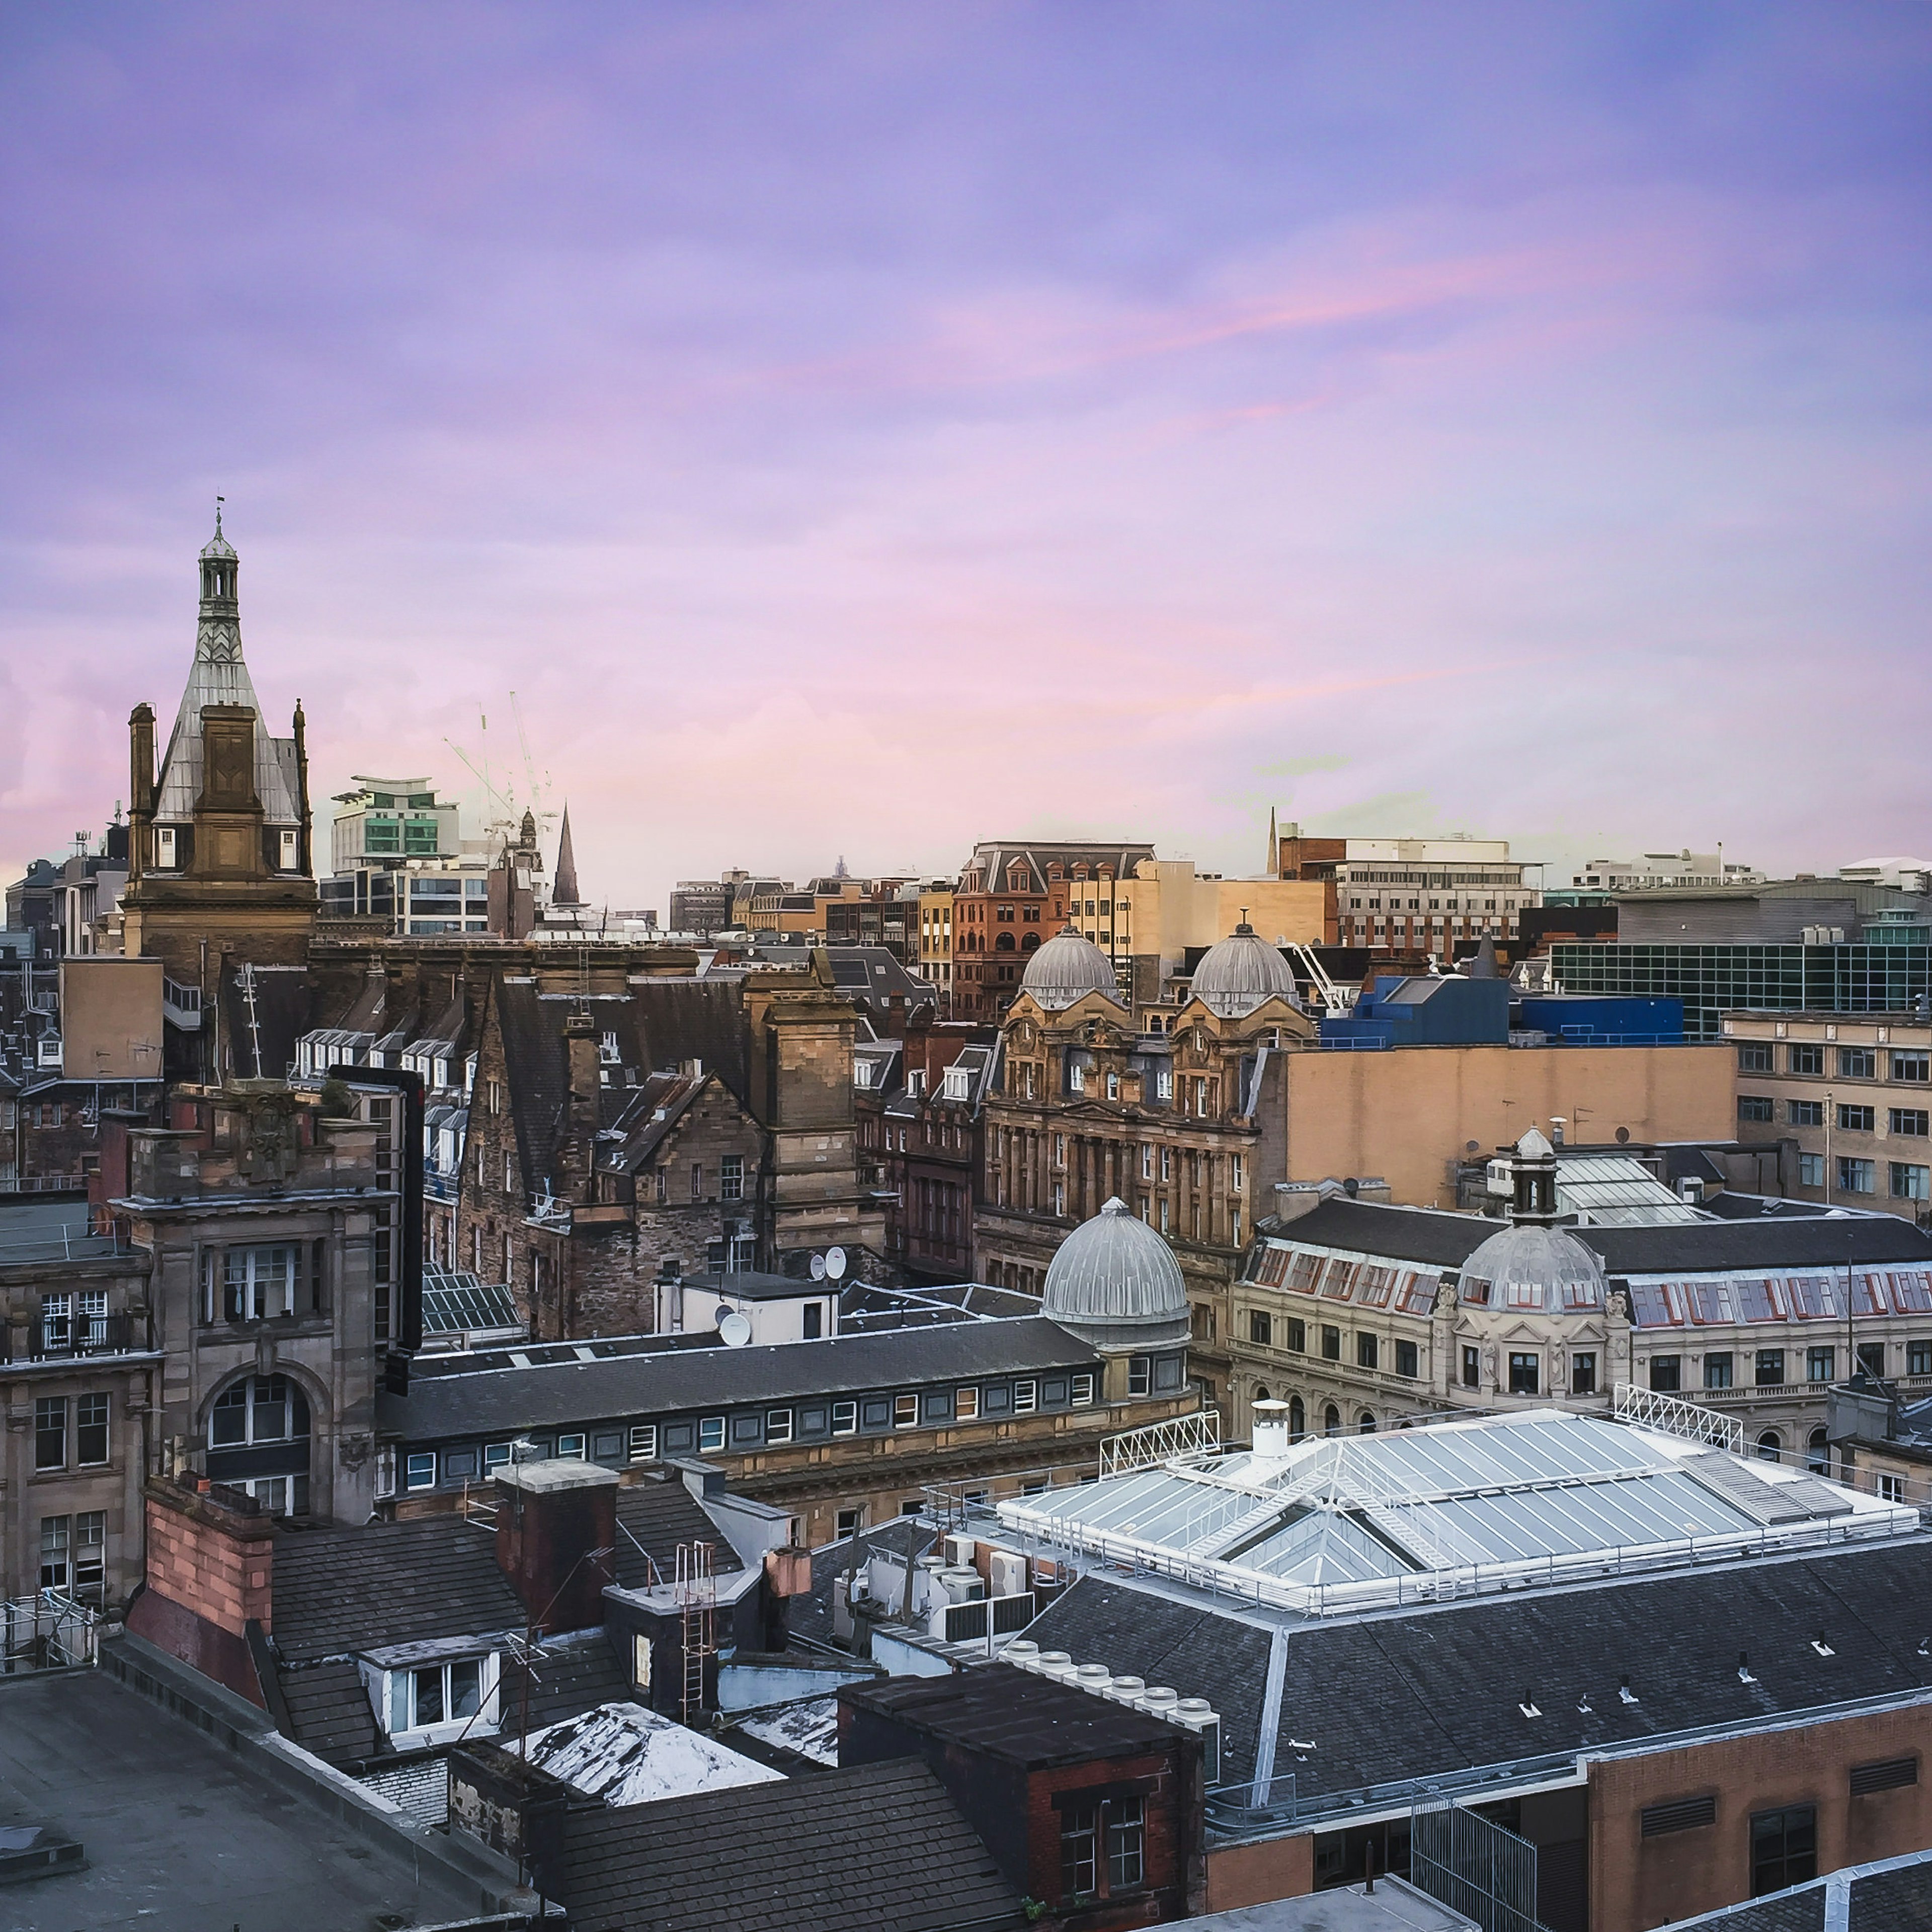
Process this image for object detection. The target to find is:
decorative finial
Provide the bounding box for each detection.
[215,494,224,536]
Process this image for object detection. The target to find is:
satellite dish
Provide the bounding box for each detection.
[714,1304,736,1329]
[810,1253,827,1282]
[1465,1140,1481,1155]
[825,1246,847,1281]
[1616,1126,1631,1145]
[718,1311,753,1347]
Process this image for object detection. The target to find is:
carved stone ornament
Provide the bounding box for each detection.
[239,1089,299,1184]
[337,1432,373,1472]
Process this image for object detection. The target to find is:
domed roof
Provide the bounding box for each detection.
[1022,926,1125,1011]
[1189,922,1300,1018]
[1458,1221,1607,1316]
[200,506,236,561]
[1042,1196,1190,1350]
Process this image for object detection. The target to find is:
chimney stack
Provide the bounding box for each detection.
[494,1459,619,1634]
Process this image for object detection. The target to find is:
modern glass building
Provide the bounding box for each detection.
[1551,942,1932,1042]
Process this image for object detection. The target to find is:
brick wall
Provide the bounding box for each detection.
[1589,1706,1932,1932]
[126,1477,274,1707]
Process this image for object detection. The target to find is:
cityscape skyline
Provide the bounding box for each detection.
[6,5,1931,911]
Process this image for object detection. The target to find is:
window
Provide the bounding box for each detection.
[1838,1104,1875,1133]
[699,1416,725,1453]
[1789,1043,1824,1075]
[404,1451,436,1490]
[1321,1325,1341,1361]
[1737,1096,1774,1122]
[836,1506,864,1539]
[1140,1145,1153,1180]
[1788,1099,1824,1127]
[208,1379,307,1457]
[1893,1051,1931,1084]
[1231,1154,1243,1192]
[1324,1404,1341,1436]
[1248,1310,1272,1346]
[1356,1333,1378,1370]
[154,825,177,867]
[554,1433,585,1460]
[1160,1148,1172,1183]
[405,1657,485,1733]
[1839,1047,1877,1079]
[1755,1349,1786,1388]
[1704,1353,1734,1390]
[1799,1152,1826,1187]
[215,1246,297,1322]
[1807,1346,1835,1383]
[1755,1430,1782,1462]
[765,1409,793,1445]
[1736,1042,1774,1073]
[1286,1317,1306,1353]
[1890,1109,1929,1138]
[1807,1428,1831,1474]
[1107,1797,1145,1892]
[1839,1157,1876,1194]
[40,1516,71,1592]
[484,1442,512,1471]
[1508,1353,1539,1396]
[1877,1473,1906,1503]
[1572,1351,1597,1395]
[1061,1801,1098,1902]
[719,1155,745,1200]
[76,1394,109,1466]
[831,1400,858,1436]
[1860,1341,1887,1378]
[1909,1340,1932,1377]
[802,1302,823,1339]
[893,1394,918,1428]
[1012,1380,1037,1414]
[1893,1163,1931,1201]
[628,1425,658,1463]
[1462,1345,1481,1389]
[691,1163,703,1200]
[39,1290,109,1351]
[35,1397,65,1471]
[1750,1806,1817,1896]
[1395,1339,1419,1379]
[1126,1358,1150,1398]
[1070,1373,1095,1407]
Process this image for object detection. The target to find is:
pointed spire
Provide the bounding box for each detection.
[1267,804,1277,874]
[553,803,582,907]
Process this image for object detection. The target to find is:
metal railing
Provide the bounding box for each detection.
[1205,1772,1299,1831]
[16,1314,139,1361]
[0,1221,127,1263]
[1100,1409,1221,1479]
[1411,1798,1543,1932]
[1612,1382,1744,1453]
[2,1592,101,1673]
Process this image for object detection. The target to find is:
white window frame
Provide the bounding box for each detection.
[765,1409,793,1444]
[831,1400,858,1436]
[384,1653,500,1746]
[954,1387,980,1420]
[555,1433,586,1460]
[1070,1373,1095,1407]
[209,1246,297,1323]
[893,1393,918,1429]
[698,1416,726,1453]
[628,1424,658,1463]
[1012,1379,1037,1414]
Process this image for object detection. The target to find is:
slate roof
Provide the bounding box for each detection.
[790,1517,937,1646]
[278,1658,380,1766]
[271,1515,523,1662]
[1675,1847,1932,1929]
[510,1633,632,1732]
[556,1757,1026,1932]
[218,962,313,1083]
[1022,1581,1276,1782]
[614,1477,745,1590]
[845,1666,1187,1766]
[1255,1196,1932,1276]
[1028,1538,1932,1802]
[382,1314,1097,1442]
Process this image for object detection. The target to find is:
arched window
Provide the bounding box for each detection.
[1020,932,1040,952]
[1253,1384,1270,1406]
[995,933,1016,953]
[1288,1395,1305,1440]
[1324,1404,1341,1437]
[1806,1428,1830,1476]
[210,1375,309,1447]
[1359,1412,1378,1434]
[1755,1430,1782,1464]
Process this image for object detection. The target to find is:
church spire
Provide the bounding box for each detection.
[196,499,242,664]
[553,803,582,907]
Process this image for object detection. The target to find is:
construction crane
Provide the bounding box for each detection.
[1288,943,1356,1019]
[444,699,556,845]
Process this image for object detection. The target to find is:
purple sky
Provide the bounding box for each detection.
[5,5,1930,914]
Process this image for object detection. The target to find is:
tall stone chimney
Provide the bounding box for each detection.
[494,1459,618,1634]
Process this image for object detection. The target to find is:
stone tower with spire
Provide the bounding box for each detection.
[122,510,318,989]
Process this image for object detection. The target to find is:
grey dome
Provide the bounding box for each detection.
[1189,923,1300,1018]
[1458,1222,1607,1315]
[1022,926,1125,1010]
[1042,1196,1190,1350]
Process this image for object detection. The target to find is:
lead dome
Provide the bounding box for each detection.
[1021,925,1124,1010]
[1189,921,1300,1018]
[1458,1126,1608,1314]
[1042,1196,1190,1350]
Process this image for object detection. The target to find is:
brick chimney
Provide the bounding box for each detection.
[494,1459,618,1634]
[560,1008,601,1197]
[126,1475,276,1707]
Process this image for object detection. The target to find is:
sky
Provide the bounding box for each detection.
[3,4,1930,916]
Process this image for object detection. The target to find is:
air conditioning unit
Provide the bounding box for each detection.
[943,1533,978,1569]
[940,1567,986,1604]
[988,1550,1027,1598]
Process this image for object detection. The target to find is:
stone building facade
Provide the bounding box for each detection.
[974,925,1312,1410]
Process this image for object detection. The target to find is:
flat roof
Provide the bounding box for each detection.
[0,1670,482,1930]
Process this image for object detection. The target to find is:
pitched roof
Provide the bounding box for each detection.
[277,1658,380,1766]
[271,1515,524,1662]
[1028,1538,1932,1799]
[845,1666,1186,1766]
[614,1477,745,1590]
[381,1314,1098,1441]
[1257,1196,1932,1276]
[556,1757,1025,1932]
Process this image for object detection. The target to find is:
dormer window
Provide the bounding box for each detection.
[154,826,177,869]
[376,1653,500,1746]
[942,1065,971,1100]
[278,829,298,869]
